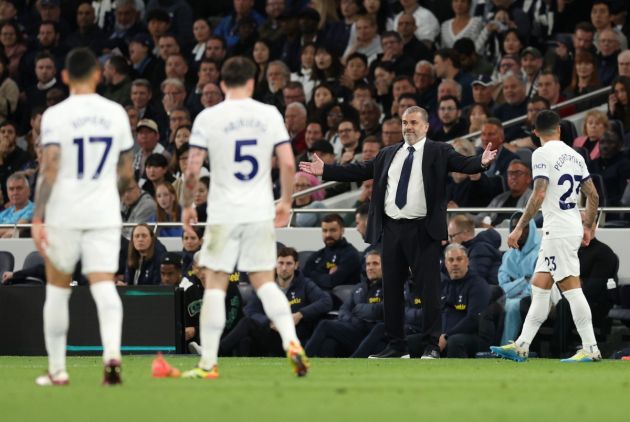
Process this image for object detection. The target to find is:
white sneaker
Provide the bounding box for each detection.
[188,341,202,355]
[36,371,69,386]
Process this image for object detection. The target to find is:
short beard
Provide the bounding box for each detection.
[403,133,420,144]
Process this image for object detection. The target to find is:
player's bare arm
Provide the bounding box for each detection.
[32,144,61,255]
[275,142,296,227]
[117,150,134,195]
[181,146,205,233]
[580,178,600,246]
[507,178,548,248]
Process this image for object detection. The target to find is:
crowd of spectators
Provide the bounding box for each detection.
[0,0,629,357]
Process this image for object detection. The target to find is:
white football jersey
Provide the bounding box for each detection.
[41,94,134,228]
[189,98,290,224]
[531,141,590,239]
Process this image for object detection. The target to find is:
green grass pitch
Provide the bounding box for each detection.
[1,356,629,422]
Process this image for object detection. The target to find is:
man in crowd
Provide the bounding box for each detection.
[0,174,34,238]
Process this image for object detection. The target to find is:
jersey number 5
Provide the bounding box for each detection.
[558,173,583,210]
[234,139,258,181]
[73,137,113,179]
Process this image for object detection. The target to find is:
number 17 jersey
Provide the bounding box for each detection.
[189,98,290,224]
[531,140,590,239]
[41,94,134,229]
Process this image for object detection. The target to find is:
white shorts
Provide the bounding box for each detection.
[46,226,121,275]
[534,236,581,282]
[198,220,276,273]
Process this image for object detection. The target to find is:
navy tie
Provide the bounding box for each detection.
[395,146,415,209]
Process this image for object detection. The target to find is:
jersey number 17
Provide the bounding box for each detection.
[73,137,112,179]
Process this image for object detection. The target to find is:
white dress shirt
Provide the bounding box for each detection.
[384,138,427,219]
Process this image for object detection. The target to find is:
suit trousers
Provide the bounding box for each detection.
[382,217,441,348]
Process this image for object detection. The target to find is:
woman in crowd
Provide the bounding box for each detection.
[291,42,316,103]
[563,50,603,111]
[191,18,212,64]
[252,38,272,100]
[181,227,204,277]
[0,21,26,79]
[440,0,483,49]
[573,109,609,161]
[608,76,630,133]
[291,171,326,227]
[124,224,167,285]
[307,82,336,116]
[467,103,490,146]
[194,176,209,223]
[152,182,182,237]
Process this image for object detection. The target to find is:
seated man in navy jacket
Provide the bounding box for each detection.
[305,250,385,357]
[303,213,362,291]
[409,243,491,358]
[219,247,332,357]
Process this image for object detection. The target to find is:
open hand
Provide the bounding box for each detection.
[298,153,324,176]
[481,143,498,167]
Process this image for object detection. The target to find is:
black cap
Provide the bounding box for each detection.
[130,33,153,49]
[520,47,542,59]
[471,75,493,87]
[146,8,171,23]
[161,252,182,267]
[145,153,168,168]
[309,140,334,154]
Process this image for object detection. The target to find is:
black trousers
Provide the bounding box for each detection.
[219,317,284,357]
[305,320,370,357]
[382,217,441,348]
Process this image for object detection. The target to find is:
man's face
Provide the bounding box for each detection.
[618,52,630,77]
[234,0,254,15]
[7,178,29,207]
[502,76,526,105]
[537,75,560,103]
[480,123,504,149]
[267,64,287,92]
[433,54,448,79]
[413,63,434,91]
[438,99,459,126]
[162,84,186,108]
[365,254,383,281]
[472,84,492,105]
[276,255,297,282]
[159,36,179,60]
[128,41,148,63]
[444,248,469,280]
[526,100,547,125]
[115,3,137,27]
[201,83,223,108]
[359,103,380,130]
[131,85,151,108]
[148,19,169,38]
[398,98,417,118]
[338,121,360,147]
[165,55,188,79]
[396,13,416,39]
[169,110,189,132]
[304,123,323,147]
[521,54,542,77]
[145,165,167,182]
[35,58,56,83]
[573,29,594,51]
[598,136,620,160]
[76,3,95,29]
[39,4,60,22]
[265,0,285,18]
[284,107,306,134]
[402,111,429,144]
[381,122,402,145]
[355,213,368,239]
[122,184,141,206]
[507,163,532,196]
[590,3,610,30]
[356,19,376,43]
[382,36,402,57]
[0,123,16,150]
[362,142,380,162]
[321,221,343,247]
[437,82,458,101]
[283,87,305,106]
[447,221,466,245]
[198,62,220,85]
[160,264,181,286]
[498,57,519,75]
[38,23,56,47]
[137,127,159,151]
[598,30,620,56]
[340,0,359,17]
[345,57,367,81]
[205,39,226,61]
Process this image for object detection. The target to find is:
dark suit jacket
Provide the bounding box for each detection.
[323,139,483,244]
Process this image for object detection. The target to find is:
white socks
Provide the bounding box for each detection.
[90,282,123,363]
[257,282,299,350]
[515,285,551,350]
[563,288,599,351]
[43,284,71,375]
[199,289,226,370]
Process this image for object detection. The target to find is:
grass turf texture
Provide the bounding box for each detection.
[1,356,629,421]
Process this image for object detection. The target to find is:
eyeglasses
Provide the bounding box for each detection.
[448,231,463,241]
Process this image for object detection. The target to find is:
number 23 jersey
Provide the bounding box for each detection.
[41,94,134,228]
[189,98,290,224]
[531,140,590,239]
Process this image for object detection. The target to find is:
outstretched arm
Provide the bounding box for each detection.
[507,177,548,248]
[447,143,497,174]
[299,153,374,182]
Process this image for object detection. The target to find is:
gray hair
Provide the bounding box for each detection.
[444,242,468,256]
[415,60,435,78]
[160,78,185,92]
[503,71,526,86]
[267,60,290,80]
[131,78,152,90]
[439,78,462,98]
[401,106,428,123]
[7,173,29,188]
[285,102,307,116]
[115,0,137,8]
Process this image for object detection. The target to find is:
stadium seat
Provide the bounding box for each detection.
[0,251,15,277]
[297,250,314,270]
[331,284,354,305]
[22,251,44,269]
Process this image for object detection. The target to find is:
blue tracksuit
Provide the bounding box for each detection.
[303,238,362,290]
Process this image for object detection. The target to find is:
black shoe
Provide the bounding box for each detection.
[368,344,410,359]
[421,345,440,360]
